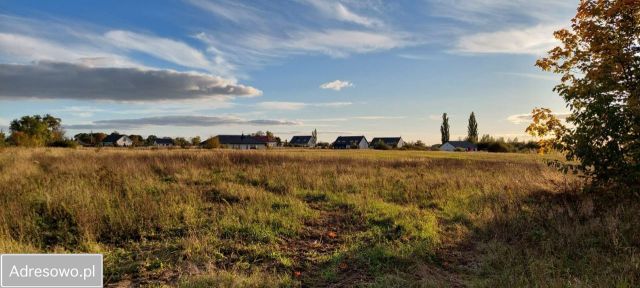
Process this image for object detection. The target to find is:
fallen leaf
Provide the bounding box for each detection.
[327,231,337,238]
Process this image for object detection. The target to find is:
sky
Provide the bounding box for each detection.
[0,0,578,143]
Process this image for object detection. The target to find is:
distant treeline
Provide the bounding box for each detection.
[0,114,540,154]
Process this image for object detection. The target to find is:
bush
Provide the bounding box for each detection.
[373,142,391,150]
[487,142,510,153]
[48,139,78,148]
[201,137,220,149]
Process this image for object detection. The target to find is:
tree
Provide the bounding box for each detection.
[128,135,144,146]
[467,112,478,143]
[74,133,90,144]
[75,132,107,146]
[201,137,220,149]
[526,108,567,155]
[145,135,158,146]
[312,129,318,141]
[440,113,450,144]
[372,140,391,150]
[0,130,6,147]
[174,137,189,148]
[191,136,201,146]
[535,0,640,186]
[9,114,64,146]
[93,133,107,145]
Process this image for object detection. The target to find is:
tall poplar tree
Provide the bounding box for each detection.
[467,112,478,143]
[440,113,450,144]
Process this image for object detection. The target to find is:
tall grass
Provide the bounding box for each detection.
[0,148,637,287]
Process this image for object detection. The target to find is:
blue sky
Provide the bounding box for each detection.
[0,0,577,143]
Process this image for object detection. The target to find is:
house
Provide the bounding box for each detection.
[213,135,271,150]
[102,133,133,147]
[440,141,478,151]
[332,136,369,149]
[289,136,316,147]
[370,137,405,149]
[153,138,174,147]
[252,136,279,148]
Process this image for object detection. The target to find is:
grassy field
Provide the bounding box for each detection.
[0,148,638,287]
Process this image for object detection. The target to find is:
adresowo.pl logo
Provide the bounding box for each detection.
[1,254,102,288]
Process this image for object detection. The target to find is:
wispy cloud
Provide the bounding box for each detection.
[186,0,260,24]
[242,29,410,58]
[104,30,232,76]
[57,106,105,118]
[454,24,561,55]
[0,61,261,102]
[301,0,383,27]
[0,15,235,77]
[320,80,354,91]
[303,118,349,122]
[257,101,352,110]
[66,115,301,130]
[507,112,570,124]
[352,116,405,120]
[303,116,405,122]
[428,114,442,121]
[0,32,139,68]
[397,53,433,61]
[425,0,576,25]
[497,72,559,81]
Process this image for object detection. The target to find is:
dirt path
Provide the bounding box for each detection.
[280,202,368,287]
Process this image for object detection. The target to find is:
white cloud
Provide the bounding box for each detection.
[507,112,570,124]
[257,101,352,110]
[320,80,354,91]
[454,24,561,55]
[302,0,383,27]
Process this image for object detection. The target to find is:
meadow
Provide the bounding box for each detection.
[0,148,637,287]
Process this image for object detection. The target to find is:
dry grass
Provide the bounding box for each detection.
[0,147,637,287]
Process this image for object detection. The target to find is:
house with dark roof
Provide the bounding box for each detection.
[203,135,274,150]
[332,136,368,149]
[289,136,316,147]
[440,141,478,152]
[370,137,405,149]
[101,133,133,147]
[153,138,174,147]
